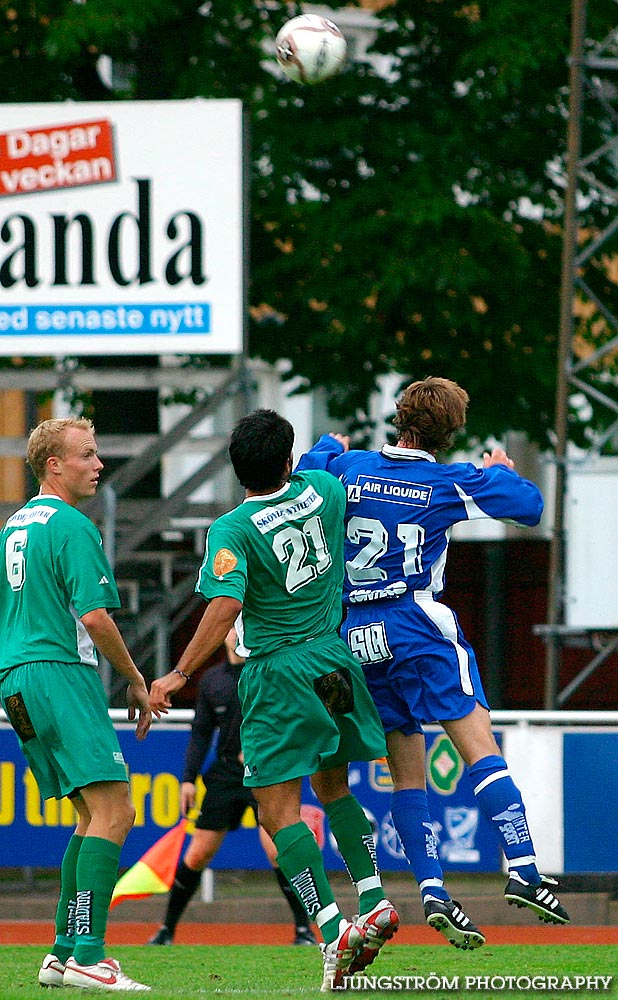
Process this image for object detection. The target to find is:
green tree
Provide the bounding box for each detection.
[2,0,616,446]
[249,1,618,446]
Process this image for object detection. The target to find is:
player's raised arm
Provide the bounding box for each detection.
[149,596,242,713]
[296,432,349,472]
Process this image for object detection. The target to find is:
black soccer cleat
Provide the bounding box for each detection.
[504,873,570,924]
[424,897,486,950]
[147,926,173,945]
[294,925,317,946]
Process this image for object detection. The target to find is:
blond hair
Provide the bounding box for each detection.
[27,417,95,483]
[393,377,469,453]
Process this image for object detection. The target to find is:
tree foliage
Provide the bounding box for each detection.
[2,0,617,446]
[249,1,618,447]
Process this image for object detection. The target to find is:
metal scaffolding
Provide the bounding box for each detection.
[543,0,618,706]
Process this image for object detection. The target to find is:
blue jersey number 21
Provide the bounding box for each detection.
[345,515,425,585]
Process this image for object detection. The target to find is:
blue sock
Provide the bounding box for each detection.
[390,788,449,902]
[468,755,540,885]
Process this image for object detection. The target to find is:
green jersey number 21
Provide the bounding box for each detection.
[272,515,332,594]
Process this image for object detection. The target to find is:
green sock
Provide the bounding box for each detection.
[274,822,343,945]
[53,833,83,963]
[325,795,384,914]
[72,836,121,966]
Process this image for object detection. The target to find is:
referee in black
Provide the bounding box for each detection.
[148,628,316,946]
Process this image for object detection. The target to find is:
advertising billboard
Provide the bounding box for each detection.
[0,100,244,356]
[0,725,500,873]
[563,732,618,871]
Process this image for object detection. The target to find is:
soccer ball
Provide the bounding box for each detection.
[275,14,347,85]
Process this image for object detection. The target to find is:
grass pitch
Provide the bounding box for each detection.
[2,944,616,999]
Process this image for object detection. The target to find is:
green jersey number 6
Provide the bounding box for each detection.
[5,529,28,592]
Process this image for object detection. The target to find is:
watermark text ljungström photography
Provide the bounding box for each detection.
[331,974,614,992]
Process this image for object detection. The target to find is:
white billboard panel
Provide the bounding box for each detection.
[0,100,244,355]
[565,456,618,628]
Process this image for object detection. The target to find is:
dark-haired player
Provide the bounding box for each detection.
[148,628,316,947]
[150,409,399,992]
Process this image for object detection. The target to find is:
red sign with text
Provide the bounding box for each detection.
[0,118,116,197]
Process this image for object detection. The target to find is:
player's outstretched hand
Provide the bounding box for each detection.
[149,671,186,713]
[126,680,155,740]
[482,446,515,470]
[329,432,350,452]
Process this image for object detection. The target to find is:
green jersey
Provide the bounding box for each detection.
[0,495,120,679]
[197,469,347,658]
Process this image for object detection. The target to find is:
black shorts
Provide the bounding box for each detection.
[195,759,258,832]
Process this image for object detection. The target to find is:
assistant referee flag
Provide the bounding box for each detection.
[110,820,188,909]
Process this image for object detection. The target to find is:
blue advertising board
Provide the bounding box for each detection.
[0,726,193,867]
[0,725,500,873]
[563,732,618,872]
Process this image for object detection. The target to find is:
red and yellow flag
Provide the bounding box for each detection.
[110,820,188,909]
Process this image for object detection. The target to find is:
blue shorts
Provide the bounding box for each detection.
[341,592,489,733]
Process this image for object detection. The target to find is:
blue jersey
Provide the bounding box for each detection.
[297,438,543,606]
[298,437,543,726]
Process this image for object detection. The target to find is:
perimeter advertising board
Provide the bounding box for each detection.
[0,726,499,872]
[0,100,243,355]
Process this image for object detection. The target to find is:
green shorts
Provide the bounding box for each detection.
[238,633,387,787]
[0,660,128,801]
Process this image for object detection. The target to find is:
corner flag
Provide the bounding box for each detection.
[110,820,188,909]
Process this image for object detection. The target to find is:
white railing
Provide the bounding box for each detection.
[114,708,618,725]
[3,708,618,727]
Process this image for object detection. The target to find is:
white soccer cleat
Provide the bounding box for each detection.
[319,919,365,992]
[63,957,151,991]
[38,953,66,988]
[349,899,400,974]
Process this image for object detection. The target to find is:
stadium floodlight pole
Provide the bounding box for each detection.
[544,0,587,709]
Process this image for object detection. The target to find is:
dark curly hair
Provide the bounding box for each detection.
[393,377,469,453]
[229,408,294,490]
